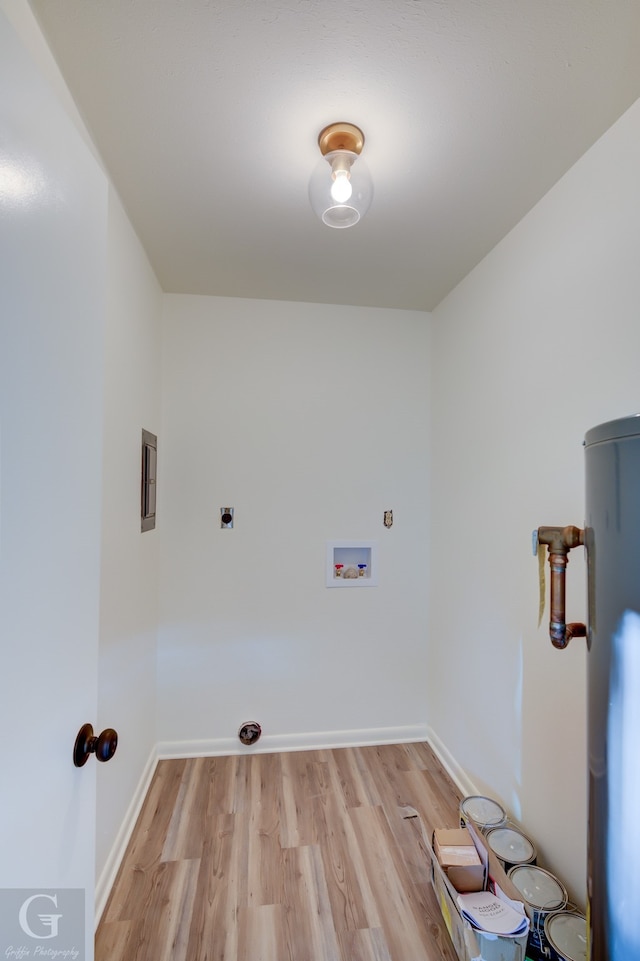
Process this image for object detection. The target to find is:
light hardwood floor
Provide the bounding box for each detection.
[96,742,463,961]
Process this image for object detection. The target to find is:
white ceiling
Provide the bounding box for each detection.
[28,0,640,311]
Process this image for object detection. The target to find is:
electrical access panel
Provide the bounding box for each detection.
[141,428,157,532]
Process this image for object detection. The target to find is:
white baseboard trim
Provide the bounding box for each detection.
[158,723,430,760]
[425,725,478,798]
[95,746,158,928]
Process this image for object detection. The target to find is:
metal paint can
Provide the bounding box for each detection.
[507,864,568,955]
[459,795,506,833]
[544,910,588,961]
[485,825,537,872]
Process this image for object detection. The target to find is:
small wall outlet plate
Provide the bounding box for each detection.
[220,507,234,528]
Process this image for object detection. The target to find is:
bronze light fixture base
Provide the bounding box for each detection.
[317,122,364,157]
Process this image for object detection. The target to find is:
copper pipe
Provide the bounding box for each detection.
[537,525,586,649]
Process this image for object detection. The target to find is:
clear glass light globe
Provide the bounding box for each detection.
[308,149,373,229]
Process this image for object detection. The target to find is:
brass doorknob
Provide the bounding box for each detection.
[73,723,118,767]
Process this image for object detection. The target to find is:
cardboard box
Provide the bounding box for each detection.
[430,821,529,961]
[434,827,485,893]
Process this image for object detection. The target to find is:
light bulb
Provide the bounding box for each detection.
[331,169,352,203]
[309,134,373,229]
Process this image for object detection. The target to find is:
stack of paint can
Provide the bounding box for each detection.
[485,824,537,873]
[458,796,587,961]
[543,908,588,961]
[459,794,507,833]
[507,864,567,958]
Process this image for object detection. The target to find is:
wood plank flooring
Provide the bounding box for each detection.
[96,742,463,961]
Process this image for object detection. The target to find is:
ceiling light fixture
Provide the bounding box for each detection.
[309,122,373,229]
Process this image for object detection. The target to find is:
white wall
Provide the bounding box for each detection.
[2,0,164,922]
[96,189,162,914]
[429,97,640,904]
[158,296,431,753]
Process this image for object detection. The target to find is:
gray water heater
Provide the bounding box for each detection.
[584,414,640,960]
